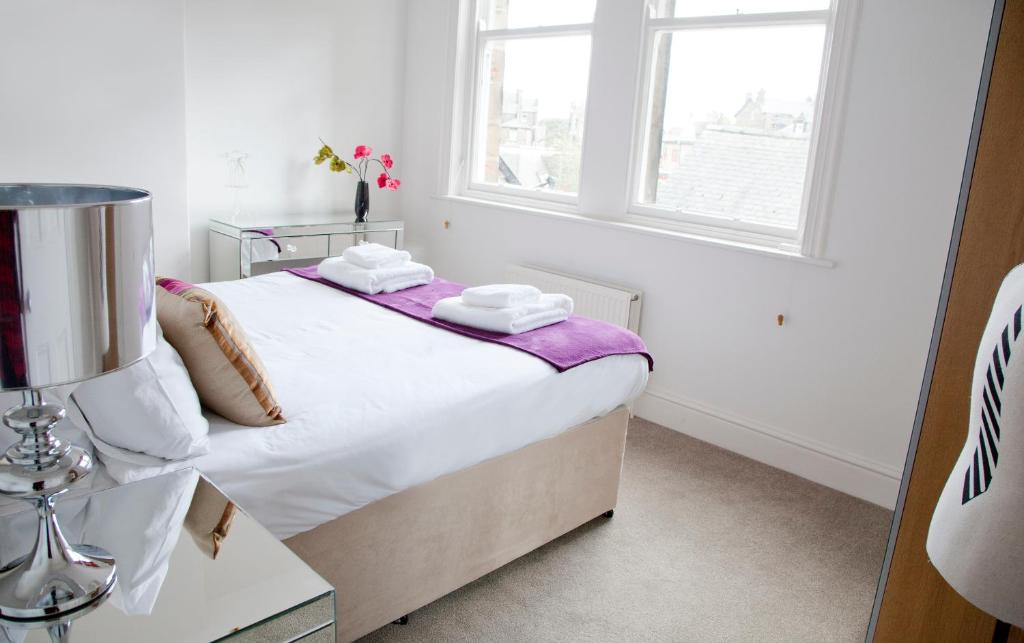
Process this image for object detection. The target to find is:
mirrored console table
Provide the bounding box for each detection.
[209,215,404,281]
[0,469,335,643]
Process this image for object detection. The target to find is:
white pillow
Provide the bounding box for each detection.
[69,327,209,462]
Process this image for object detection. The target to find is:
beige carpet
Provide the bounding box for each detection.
[359,417,892,642]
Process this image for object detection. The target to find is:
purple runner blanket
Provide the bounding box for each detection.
[286,266,653,373]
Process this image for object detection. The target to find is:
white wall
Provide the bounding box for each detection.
[399,0,995,507]
[0,0,407,281]
[0,0,189,277]
[184,0,407,281]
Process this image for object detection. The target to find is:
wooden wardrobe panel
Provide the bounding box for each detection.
[873,1,1024,640]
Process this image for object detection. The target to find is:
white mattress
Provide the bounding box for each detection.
[109,272,648,539]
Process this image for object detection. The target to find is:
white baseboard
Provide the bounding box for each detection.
[634,388,902,510]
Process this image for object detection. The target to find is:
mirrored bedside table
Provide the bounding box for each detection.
[209,215,404,281]
[0,469,335,643]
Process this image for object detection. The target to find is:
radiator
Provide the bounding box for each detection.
[505,265,643,334]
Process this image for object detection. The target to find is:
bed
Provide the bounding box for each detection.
[105,271,650,641]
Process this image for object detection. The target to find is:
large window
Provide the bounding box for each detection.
[467,0,595,201]
[634,1,832,240]
[451,0,849,255]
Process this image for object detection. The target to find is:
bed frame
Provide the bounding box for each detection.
[284,405,630,641]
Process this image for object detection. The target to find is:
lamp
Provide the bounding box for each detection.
[928,264,1024,639]
[0,184,155,623]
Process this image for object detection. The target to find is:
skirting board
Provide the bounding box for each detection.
[634,388,901,509]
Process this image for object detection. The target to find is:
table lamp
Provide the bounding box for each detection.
[927,264,1024,640]
[0,184,155,623]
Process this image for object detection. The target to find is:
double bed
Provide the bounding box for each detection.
[104,271,650,640]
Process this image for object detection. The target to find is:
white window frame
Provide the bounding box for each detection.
[628,4,850,256]
[444,0,857,259]
[455,4,595,209]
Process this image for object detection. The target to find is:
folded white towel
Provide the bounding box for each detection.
[431,294,573,334]
[318,257,434,294]
[461,284,542,309]
[341,242,412,270]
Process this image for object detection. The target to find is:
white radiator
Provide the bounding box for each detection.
[505,265,643,334]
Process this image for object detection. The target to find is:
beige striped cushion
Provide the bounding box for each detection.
[155,277,285,427]
[185,477,238,559]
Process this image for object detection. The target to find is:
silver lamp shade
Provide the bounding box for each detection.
[0,184,156,390]
[0,184,156,627]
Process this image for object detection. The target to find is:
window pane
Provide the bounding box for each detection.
[639,25,826,230]
[479,0,596,30]
[472,36,590,196]
[653,0,829,18]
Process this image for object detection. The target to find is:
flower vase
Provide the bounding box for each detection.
[354,180,370,223]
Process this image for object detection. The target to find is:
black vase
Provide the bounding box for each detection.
[354,180,370,223]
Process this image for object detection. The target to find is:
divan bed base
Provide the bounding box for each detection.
[283,406,630,642]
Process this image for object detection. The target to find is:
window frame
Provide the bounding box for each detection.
[445,0,857,259]
[457,4,596,209]
[627,6,842,254]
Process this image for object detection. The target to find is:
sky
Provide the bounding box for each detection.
[494,36,591,122]
[661,24,826,132]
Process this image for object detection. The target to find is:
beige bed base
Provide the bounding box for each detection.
[284,406,630,641]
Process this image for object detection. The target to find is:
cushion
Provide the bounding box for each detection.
[155,277,284,426]
[69,323,210,461]
[184,477,238,559]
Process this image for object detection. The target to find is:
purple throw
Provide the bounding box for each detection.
[286,265,653,373]
[251,228,282,252]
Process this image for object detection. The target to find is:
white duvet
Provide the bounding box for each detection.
[106,272,649,540]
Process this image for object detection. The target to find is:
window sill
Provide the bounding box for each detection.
[432,194,836,268]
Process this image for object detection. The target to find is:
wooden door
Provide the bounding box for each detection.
[871,1,1024,640]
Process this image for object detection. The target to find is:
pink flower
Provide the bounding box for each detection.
[381,153,394,169]
[385,178,401,192]
[354,145,372,159]
[377,172,388,188]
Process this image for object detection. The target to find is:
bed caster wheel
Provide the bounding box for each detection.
[603,509,614,518]
[393,615,409,625]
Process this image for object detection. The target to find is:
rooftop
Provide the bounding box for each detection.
[656,126,811,229]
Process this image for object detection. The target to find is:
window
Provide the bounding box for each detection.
[450,0,850,256]
[465,0,595,202]
[634,1,832,241]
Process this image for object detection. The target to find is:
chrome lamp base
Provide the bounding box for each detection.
[0,393,116,623]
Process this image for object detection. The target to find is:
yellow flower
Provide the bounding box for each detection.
[329,156,347,172]
[314,143,335,165]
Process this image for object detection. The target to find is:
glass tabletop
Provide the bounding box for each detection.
[0,469,333,643]
[209,214,403,239]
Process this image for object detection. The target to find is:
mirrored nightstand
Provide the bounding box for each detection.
[209,215,404,281]
[0,469,335,643]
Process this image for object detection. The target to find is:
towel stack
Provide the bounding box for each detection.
[431,284,573,335]
[318,243,434,294]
